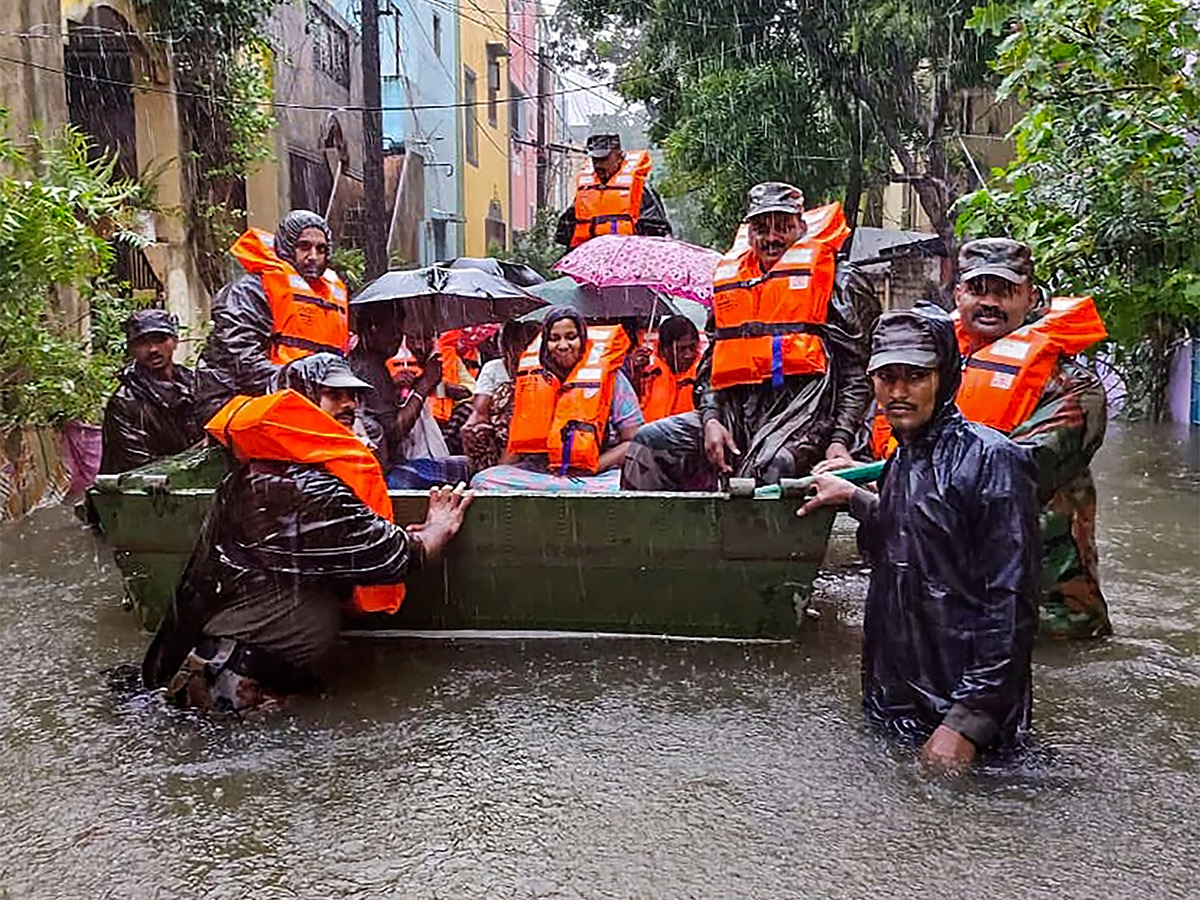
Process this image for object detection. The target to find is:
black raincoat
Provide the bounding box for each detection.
[194,212,338,420]
[143,354,421,690]
[99,362,203,474]
[848,304,1040,751]
[193,274,280,421]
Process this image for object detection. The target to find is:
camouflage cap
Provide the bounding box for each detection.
[316,356,372,391]
[867,309,942,373]
[744,182,805,220]
[958,237,1034,285]
[123,308,179,342]
[586,133,622,158]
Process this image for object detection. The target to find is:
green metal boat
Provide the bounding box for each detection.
[86,445,837,639]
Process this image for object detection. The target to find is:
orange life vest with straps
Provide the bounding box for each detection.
[506,324,632,474]
[954,295,1107,434]
[229,228,350,365]
[205,390,406,615]
[639,349,699,422]
[570,150,652,248]
[710,203,849,392]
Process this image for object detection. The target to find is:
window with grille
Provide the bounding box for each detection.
[308,3,350,89]
[464,68,479,166]
[509,86,526,139]
[487,54,502,127]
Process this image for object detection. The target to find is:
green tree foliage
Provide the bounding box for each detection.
[556,0,996,247]
[958,0,1200,420]
[0,117,148,427]
[490,208,565,278]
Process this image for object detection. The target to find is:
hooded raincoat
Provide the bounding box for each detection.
[142,355,420,692]
[99,361,203,474]
[194,211,341,420]
[848,304,1040,751]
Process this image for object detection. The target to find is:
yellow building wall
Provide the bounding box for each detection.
[458,0,509,256]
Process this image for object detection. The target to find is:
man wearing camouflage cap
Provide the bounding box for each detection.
[100,308,204,474]
[952,237,1112,639]
[555,134,672,247]
[622,182,871,489]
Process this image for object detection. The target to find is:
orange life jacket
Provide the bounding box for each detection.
[506,324,632,474]
[639,349,698,422]
[230,228,350,365]
[429,332,479,422]
[205,390,406,615]
[954,296,1107,433]
[870,407,898,460]
[570,150,652,248]
[711,202,848,391]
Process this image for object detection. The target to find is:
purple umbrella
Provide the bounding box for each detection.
[553,235,723,307]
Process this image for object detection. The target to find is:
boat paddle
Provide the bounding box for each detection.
[728,459,886,500]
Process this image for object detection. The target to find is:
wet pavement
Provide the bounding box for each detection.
[0,423,1196,899]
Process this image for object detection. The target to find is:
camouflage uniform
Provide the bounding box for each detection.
[1008,351,1112,639]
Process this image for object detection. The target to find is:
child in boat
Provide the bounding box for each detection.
[470,307,643,493]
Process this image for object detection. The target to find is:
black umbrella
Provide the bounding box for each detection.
[520,277,683,323]
[351,266,546,332]
[443,256,547,287]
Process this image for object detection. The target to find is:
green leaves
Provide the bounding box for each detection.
[0,119,148,428]
[958,0,1200,419]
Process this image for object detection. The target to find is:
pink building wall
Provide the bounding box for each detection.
[507,0,539,233]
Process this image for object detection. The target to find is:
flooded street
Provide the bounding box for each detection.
[1,423,1196,899]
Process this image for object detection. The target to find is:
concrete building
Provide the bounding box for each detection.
[3,0,372,341]
[506,0,537,236]
[458,0,510,255]
[330,0,464,264]
[56,0,204,337]
[250,1,366,259]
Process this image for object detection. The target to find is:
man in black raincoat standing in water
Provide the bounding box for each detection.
[800,303,1040,773]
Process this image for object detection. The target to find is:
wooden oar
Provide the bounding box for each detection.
[728,459,886,500]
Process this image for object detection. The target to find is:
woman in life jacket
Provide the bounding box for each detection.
[469,307,644,493]
[638,315,703,423]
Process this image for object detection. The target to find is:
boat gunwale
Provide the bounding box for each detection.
[89,486,795,504]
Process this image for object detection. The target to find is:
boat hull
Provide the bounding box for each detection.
[87,447,834,639]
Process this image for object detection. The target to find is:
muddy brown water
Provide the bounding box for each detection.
[1,424,1196,899]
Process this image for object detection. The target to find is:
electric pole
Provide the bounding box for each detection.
[361,0,387,279]
[535,47,549,209]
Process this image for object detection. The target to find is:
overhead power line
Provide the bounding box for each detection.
[0,45,676,116]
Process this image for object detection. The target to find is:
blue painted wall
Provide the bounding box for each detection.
[334,0,463,262]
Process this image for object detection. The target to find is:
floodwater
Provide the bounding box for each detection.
[1,425,1196,899]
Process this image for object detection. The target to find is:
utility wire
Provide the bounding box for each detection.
[400,0,510,161]
[0,42,715,115]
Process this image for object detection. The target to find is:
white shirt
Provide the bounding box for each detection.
[472,358,511,397]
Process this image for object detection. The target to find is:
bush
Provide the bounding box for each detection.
[0,114,150,428]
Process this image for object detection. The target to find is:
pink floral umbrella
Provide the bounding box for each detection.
[553,235,723,307]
